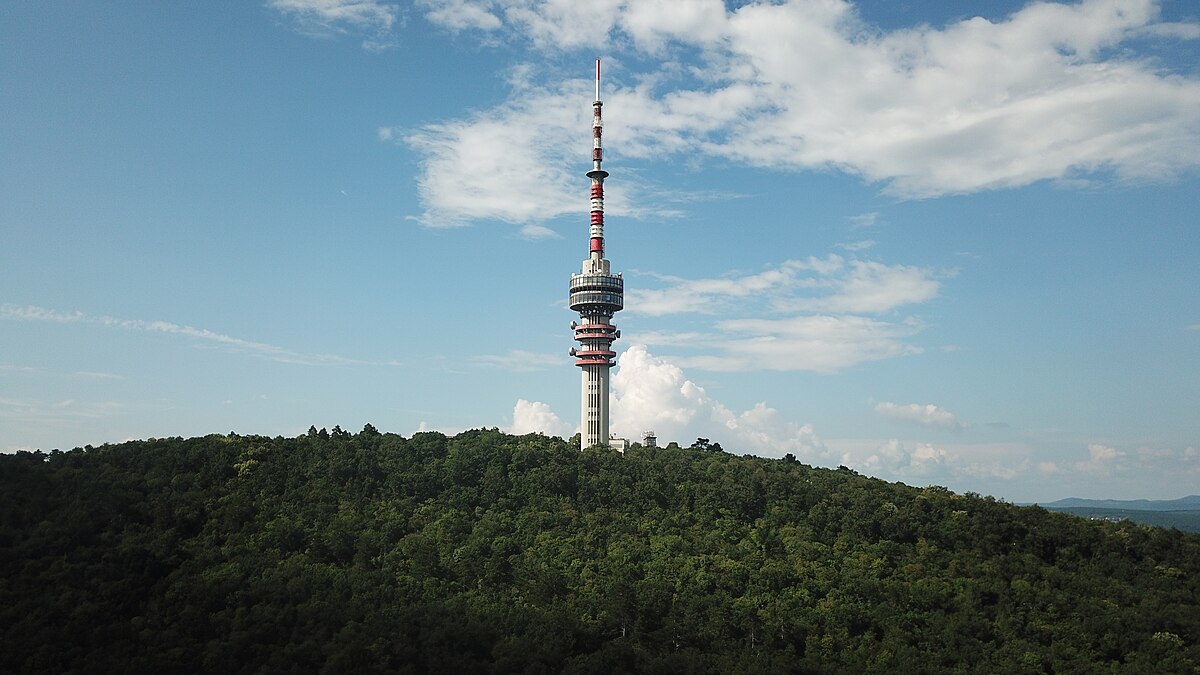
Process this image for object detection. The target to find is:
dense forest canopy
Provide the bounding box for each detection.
[2,427,1198,673]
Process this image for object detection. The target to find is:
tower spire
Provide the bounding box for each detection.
[569,59,623,450]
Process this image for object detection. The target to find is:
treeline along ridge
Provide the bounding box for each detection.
[2,427,1198,672]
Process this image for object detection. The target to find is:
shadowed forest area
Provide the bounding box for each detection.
[2,427,1198,673]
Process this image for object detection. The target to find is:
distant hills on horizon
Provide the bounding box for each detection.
[1032,495,1200,511]
[1026,495,1200,533]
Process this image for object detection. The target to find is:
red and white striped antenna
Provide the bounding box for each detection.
[587,58,608,256]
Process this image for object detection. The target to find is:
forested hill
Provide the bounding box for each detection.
[2,428,1198,673]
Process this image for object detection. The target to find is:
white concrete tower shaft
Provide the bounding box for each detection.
[568,59,623,450]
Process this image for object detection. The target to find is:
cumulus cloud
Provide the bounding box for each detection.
[1043,442,1198,479]
[1077,442,1123,475]
[875,401,962,431]
[838,438,1031,483]
[403,79,585,227]
[850,439,953,478]
[608,344,832,460]
[509,398,574,437]
[1075,441,1128,473]
[267,0,400,50]
[399,72,678,228]
[410,0,1200,225]
[419,0,502,32]
[506,345,834,459]
[1037,461,1061,474]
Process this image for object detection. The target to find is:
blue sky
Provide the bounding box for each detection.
[2,0,1198,502]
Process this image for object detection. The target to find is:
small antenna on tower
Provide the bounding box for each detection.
[595,58,601,102]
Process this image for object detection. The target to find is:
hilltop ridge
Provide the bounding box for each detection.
[2,427,1198,673]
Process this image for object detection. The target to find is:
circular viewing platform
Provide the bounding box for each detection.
[568,273,623,312]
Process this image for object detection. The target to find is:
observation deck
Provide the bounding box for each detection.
[568,273,624,312]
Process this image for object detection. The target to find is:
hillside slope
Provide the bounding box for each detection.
[2,428,1198,673]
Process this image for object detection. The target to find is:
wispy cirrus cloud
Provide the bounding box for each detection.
[622,254,939,373]
[627,255,941,318]
[408,0,1200,226]
[1,304,398,367]
[518,224,561,240]
[267,0,401,51]
[839,240,877,252]
[0,396,123,424]
[674,315,925,374]
[474,349,562,372]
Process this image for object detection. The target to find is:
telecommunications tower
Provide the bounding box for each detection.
[568,59,623,450]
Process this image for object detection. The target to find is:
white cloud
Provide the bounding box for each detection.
[419,0,502,32]
[504,0,627,50]
[850,439,952,478]
[1,303,397,367]
[848,212,880,228]
[837,438,1031,483]
[620,251,940,373]
[608,344,832,460]
[1140,22,1200,40]
[400,72,678,229]
[1037,461,1061,474]
[1043,442,1198,480]
[839,239,876,252]
[267,0,400,50]
[403,83,583,227]
[781,259,941,314]
[620,0,727,54]
[626,261,806,317]
[686,314,924,373]
[1075,442,1123,475]
[626,255,940,318]
[0,396,122,423]
[875,401,962,431]
[509,398,574,437]
[0,305,84,323]
[410,0,1200,225]
[518,224,561,240]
